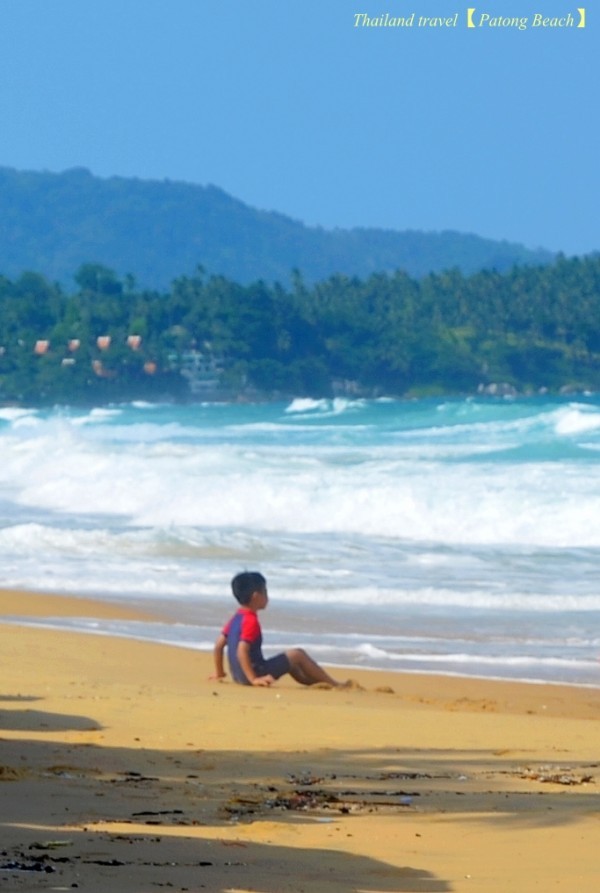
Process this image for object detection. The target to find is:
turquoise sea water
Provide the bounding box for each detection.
[0,395,598,686]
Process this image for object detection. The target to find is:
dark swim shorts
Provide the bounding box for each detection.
[254,652,290,681]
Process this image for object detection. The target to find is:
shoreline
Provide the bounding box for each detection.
[4,613,600,693]
[1,582,599,729]
[2,587,598,691]
[2,587,600,891]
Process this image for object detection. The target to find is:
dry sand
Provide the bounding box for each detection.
[1,588,599,891]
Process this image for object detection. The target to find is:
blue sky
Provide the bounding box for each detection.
[0,0,597,255]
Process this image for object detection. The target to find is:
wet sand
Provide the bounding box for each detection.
[1,588,599,891]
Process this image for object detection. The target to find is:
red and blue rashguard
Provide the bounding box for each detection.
[222,607,289,684]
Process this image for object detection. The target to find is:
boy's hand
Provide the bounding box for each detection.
[208,672,227,681]
[252,674,275,686]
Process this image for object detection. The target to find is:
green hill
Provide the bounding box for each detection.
[0,166,554,288]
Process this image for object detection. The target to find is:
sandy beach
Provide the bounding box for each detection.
[1,589,599,892]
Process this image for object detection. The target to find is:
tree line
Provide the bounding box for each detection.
[0,254,599,404]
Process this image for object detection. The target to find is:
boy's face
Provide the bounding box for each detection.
[250,587,268,611]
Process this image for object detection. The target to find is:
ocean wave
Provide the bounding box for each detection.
[0,407,39,423]
[2,414,600,546]
[285,396,366,416]
[1,521,598,613]
[553,405,600,436]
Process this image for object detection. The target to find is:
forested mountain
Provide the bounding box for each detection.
[0,166,554,288]
[0,254,598,405]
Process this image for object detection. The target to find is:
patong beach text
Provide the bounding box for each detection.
[353,10,587,29]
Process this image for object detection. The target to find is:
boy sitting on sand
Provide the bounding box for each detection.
[211,571,347,687]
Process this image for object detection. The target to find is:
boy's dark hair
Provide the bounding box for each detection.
[231,571,267,605]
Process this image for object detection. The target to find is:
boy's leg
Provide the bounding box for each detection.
[285,648,344,687]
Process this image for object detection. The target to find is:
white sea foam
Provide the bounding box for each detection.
[1,404,600,547]
[285,396,365,416]
[553,405,600,435]
[0,407,38,423]
[285,397,330,413]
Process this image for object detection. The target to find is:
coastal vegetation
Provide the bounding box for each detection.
[0,253,598,404]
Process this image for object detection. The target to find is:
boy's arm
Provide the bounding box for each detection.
[210,633,228,680]
[237,641,274,686]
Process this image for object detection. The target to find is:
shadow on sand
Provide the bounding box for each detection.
[2,691,598,892]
